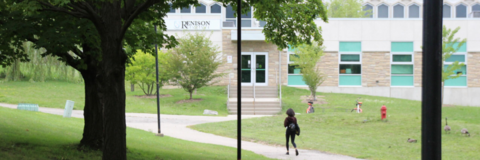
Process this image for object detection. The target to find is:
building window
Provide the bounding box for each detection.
[378,4,389,18]
[168,4,176,13]
[443,4,451,18]
[456,4,467,18]
[391,42,414,86]
[287,45,306,85]
[473,4,480,18]
[393,4,404,18]
[259,21,266,27]
[196,4,206,13]
[211,4,221,13]
[181,6,192,13]
[226,5,252,27]
[409,4,420,18]
[363,4,373,18]
[444,42,467,87]
[339,42,362,86]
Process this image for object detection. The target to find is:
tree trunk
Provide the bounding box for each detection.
[190,91,193,100]
[79,69,104,150]
[96,6,127,159]
[130,83,134,92]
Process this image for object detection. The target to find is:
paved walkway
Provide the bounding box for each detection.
[0,103,361,160]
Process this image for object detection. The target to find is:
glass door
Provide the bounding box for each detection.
[254,54,267,85]
[241,54,253,85]
[241,52,268,86]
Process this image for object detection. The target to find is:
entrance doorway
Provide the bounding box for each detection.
[241,52,268,86]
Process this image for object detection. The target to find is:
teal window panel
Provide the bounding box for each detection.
[288,75,306,85]
[339,75,361,86]
[445,55,465,62]
[392,65,413,74]
[341,54,360,62]
[391,76,414,86]
[392,55,412,62]
[444,76,467,86]
[446,42,467,52]
[339,42,361,52]
[444,65,467,75]
[391,42,414,52]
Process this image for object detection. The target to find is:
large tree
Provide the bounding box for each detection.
[0,3,173,150]
[2,0,328,159]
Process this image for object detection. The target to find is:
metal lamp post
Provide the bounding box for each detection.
[236,0,242,159]
[154,24,164,137]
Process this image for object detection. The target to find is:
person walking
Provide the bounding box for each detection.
[284,108,300,156]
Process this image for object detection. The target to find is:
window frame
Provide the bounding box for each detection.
[363,4,373,18]
[390,44,415,87]
[194,3,207,14]
[180,5,192,13]
[408,4,421,18]
[338,52,362,87]
[210,3,222,14]
[393,4,405,18]
[443,4,452,18]
[455,4,468,18]
[168,3,177,14]
[377,4,389,18]
[225,5,253,27]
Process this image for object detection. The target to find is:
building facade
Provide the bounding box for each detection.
[164,0,480,107]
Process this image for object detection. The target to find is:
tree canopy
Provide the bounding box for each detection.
[326,0,371,18]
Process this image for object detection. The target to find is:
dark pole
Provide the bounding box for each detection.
[154,24,163,137]
[422,0,442,159]
[236,0,242,159]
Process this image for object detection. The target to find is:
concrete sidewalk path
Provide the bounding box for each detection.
[0,103,362,160]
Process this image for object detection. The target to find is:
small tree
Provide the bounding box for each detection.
[126,50,170,96]
[168,32,224,100]
[326,0,372,18]
[441,26,466,105]
[291,41,326,101]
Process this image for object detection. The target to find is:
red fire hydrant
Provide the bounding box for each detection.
[381,105,387,120]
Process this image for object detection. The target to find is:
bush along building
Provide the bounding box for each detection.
[163,0,480,114]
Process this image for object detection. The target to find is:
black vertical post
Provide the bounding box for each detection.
[422,0,442,159]
[154,24,162,136]
[236,0,242,159]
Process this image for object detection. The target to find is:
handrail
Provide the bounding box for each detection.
[227,75,230,109]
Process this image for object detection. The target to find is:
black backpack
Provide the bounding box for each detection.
[288,123,296,132]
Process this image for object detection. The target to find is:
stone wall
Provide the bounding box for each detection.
[216,29,285,87]
[414,52,422,87]
[317,52,339,86]
[362,52,391,87]
[468,52,480,87]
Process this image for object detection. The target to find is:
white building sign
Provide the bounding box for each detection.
[166,20,221,30]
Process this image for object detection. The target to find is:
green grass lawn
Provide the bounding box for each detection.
[0,81,228,116]
[0,107,271,160]
[191,86,480,160]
